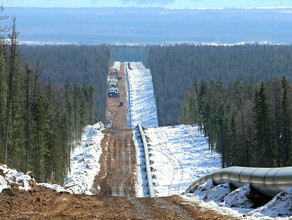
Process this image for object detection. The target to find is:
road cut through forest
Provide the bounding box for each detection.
[0,62,239,219]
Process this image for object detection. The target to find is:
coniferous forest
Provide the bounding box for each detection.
[0,20,110,183]
[20,44,111,123]
[145,45,292,126]
[181,77,292,168]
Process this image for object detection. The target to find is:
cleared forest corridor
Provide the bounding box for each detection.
[0,62,238,219]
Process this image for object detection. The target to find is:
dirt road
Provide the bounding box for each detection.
[106,63,128,129]
[94,129,136,197]
[0,62,239,219]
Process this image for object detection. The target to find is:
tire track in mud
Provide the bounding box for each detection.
[94,129,136,197]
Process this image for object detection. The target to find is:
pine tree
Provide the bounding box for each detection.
[281,77,291,165]
[32,96,52,182]
[254,82,275,167]
[0,49,6,161]
[229,114,238,165]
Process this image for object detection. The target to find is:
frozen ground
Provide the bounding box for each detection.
[64,122,105,195]
[143,124,221,197]
[126,62,158,129]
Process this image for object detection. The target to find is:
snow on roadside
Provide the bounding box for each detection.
[181,195,250,220]
[0,164,34,192]
[0,164,68,193]
[37,183,69,193]
[64,122,105,195]
[144,124,221,197]
[126,62,158,128]
[0,122,105,195]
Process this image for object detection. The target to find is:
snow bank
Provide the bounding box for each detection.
[144,124,221,196]
[249,187,292,218]
[203,183,231,204]
[0,164,70,193]
[193,180,215,199]
[187,180,292,219]
[126,62,158,128]
[0,122,105,195]
[38,183,68,193]
[0,164,34,192]
[221,184,254,209]
[64,122,105,195]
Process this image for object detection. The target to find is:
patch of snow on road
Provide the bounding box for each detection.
[64,122,104,195]
[126,62,158,128]
[144,124,221,197]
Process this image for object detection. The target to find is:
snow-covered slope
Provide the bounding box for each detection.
[0,122,104,196]
[64,122,104,195]
[126,62,158,129]
[143,124,221,197]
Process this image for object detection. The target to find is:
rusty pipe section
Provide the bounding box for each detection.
[186,166,292,196]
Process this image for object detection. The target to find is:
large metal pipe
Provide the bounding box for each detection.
[186,166,292,196]
[125,63,132,129]
[138,123,155,197]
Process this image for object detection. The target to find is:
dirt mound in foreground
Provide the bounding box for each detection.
[0,185,239,219]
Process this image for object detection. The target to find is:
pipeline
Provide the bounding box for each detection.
[125,63,132,129]
[137,123,155,197]
[186,166,292,196]
[126,62,154,197]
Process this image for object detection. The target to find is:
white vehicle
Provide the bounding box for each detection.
[108,88,119,97]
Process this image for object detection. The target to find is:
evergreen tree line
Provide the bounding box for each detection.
[181,77,291,168]
[144,44,292,126]
[20,44,111,123]
[0,21,95,183]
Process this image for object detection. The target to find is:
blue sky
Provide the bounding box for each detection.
[2,0,292,8]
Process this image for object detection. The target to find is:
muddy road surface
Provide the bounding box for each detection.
[0,186,239,219]
[0,61,239,219]
[94,129,136,197]
[106,63,128,129]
